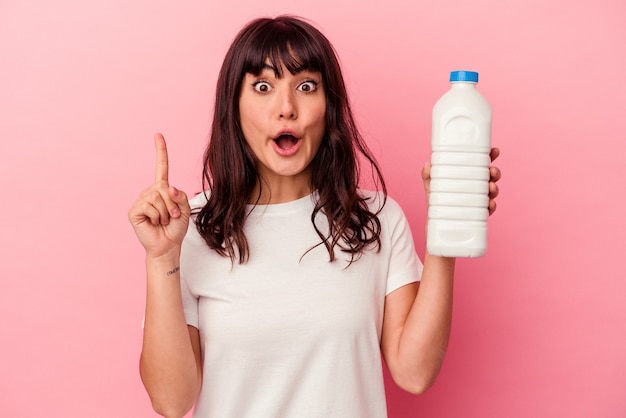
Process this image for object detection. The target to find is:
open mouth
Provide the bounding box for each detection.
[273,133,300,150]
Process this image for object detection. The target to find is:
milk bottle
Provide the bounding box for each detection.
[427,70,492,257]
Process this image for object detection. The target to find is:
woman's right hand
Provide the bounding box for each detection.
[128,133,191,258]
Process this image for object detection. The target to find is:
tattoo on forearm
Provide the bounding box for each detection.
[167,266,180,276]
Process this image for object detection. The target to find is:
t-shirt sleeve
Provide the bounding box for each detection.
[383,197,424,295]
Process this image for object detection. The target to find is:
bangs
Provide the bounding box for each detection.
[242,20,325,77]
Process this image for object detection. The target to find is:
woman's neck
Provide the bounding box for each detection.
[249,171,314,204]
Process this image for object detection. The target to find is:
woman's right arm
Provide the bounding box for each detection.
[128,133,201,418]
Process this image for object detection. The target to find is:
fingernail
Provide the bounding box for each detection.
[171,207,180,217]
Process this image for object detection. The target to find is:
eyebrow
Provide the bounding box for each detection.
[258,61,315,78]
[261,63,276,72]
[258,62,282,78]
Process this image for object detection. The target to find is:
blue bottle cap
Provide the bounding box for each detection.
[450,70,479,82]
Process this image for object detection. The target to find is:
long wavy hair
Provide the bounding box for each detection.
[195,15,387,264]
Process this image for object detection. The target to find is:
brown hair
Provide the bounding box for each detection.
[195,15,386,264]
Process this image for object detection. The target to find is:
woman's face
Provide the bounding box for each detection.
[239,62,326,201]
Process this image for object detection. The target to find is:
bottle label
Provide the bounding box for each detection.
[433,112,491,153]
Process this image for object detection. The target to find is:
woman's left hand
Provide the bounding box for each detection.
[421,147,502,216]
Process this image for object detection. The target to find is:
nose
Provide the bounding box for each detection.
[278,89,297,120]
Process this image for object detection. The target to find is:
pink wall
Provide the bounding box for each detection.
[1,0,625,417]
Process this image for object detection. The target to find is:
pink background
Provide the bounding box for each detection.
[1,0,625,417]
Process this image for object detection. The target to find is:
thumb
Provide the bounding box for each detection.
[168,186,191,217]
[421,161,432,207]
[421,161,432,181]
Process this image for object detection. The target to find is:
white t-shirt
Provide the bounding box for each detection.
[180,191,423,418]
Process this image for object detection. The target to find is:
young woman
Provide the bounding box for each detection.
[128,15,501,418]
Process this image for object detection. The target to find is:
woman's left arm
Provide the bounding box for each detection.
[380,148,501,395]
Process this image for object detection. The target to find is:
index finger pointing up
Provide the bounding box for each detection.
[154,133,169,183]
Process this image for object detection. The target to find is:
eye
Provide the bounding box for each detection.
[297,80,318,93]
[253,81,272,93]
